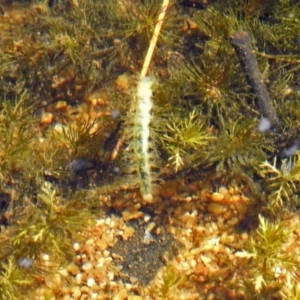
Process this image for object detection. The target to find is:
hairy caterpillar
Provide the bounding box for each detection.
[134,76,154,202]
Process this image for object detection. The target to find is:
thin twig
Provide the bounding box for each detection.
[230,30,280,129]
[140,0,169,78]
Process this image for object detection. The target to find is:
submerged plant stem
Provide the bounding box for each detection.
[230,30,280,129]
[140,0,169,78]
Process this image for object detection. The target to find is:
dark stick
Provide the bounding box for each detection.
[230,30,280,129]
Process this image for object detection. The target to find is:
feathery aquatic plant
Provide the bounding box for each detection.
[158,110,213,171]
[236,215,297,298]
[259,155,300,208]
[11,181,95,263]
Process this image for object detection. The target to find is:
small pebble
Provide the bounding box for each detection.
[258,117,272,132]
[68,158,93,172]
[17,257,34,269]
[283,141,299,157]
[218,186,228,196]
[73,242,80,251]
[87,278,96,287]
[110,110,121,119]
[116,73,129,90]
[211,192,224,202]
[207,203,226,215]
[40,112,54,124]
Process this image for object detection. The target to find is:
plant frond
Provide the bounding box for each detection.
[11,181,95,263]
[158,110,213,171]
[209,119,268,172]
[259,155,300,208]
[237,215,297,298]
[0,256,32,300]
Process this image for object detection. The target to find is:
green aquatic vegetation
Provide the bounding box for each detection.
[46,116,118,171]
[160,265,183,296]
[11,181,95,263]
[258,156,300,208]
[45,2,112,69]
[147,264,187,299]
[220,0,281,21]
[0,1,132,103]
[193,7,240,51]
[237,215,297,299]
[0,93,36,182]
[249,3,300,54]
[51,32,84,66]
[209,119,268,173]
[240,0,277,19]
[0,256,33,300]
[120,0,180,53]
[45,0,180,82]
[280,274,300,300]
[158,110,213,171]
[195,6,240,45]
[30,136,68,181]
[56,120,106,160]
[180,55,238,119]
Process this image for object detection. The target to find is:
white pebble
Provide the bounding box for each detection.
[82,262,93,271]
[283,142,299,157]
[143,231,155,244]
[258,117,272,132]
[87,278,96,287]
[96,218,105,225]
[144,214,151,222]
[42,254,50,261]
[73,242,80,251]
[17,257,34,269]
[53,123,64,132]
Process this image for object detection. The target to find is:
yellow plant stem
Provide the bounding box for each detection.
[140,0,169,78]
